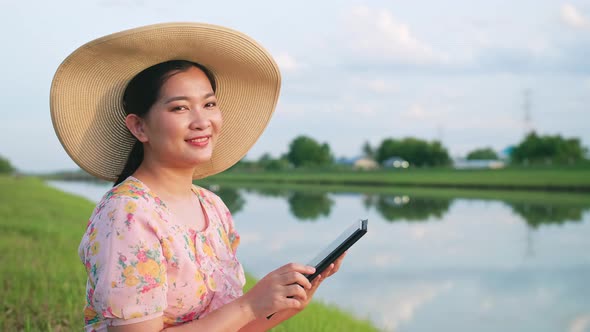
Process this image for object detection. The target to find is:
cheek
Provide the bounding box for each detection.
[213,112,223,132]
[145,115,180,143]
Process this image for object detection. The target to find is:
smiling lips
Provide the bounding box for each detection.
[186,136,210,147]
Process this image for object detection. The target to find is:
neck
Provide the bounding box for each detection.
[132,160,195,201]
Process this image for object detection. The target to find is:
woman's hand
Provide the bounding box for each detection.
[236,254,348,332]
[241,263,315,319]
[297,251,347,308]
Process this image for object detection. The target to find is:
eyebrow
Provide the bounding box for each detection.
[164,92,216,104]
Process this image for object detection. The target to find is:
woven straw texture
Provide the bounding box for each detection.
[50,22,281,181]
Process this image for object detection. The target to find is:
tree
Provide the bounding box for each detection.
[507,201,585,229]
[0,155,15,174]
[286,136,333,168]
[214,187,245,215]
[511,132,587,164]
[466,147,499,160]
[376,137,451,167]
[374,195,452,222]
[288,192,334,221]
[362,141,375,159]
[257,153,289,171]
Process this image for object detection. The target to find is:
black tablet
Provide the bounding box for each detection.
[305,219,368,281]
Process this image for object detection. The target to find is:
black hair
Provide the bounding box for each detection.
[114,60,216,186]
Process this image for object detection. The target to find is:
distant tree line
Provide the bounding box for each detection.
[7,129,586,179]
[233,131,587,170]
[0,155,15,174]
[215,187,589,227]
[233,135,454,171]
[510,132,586,165]
[466,148,498,160]
[374,138,451,167]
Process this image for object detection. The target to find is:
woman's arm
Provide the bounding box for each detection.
[108,263,315,332]
[238,254,346,332]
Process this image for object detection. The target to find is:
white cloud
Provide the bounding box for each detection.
[403,104,429,120]
[561,4,590,29]
[275,101,306,116]
[480,298,494,312]
[273,52,302,73]
[569,313,590,332]
[372,253,401,267]
[376,282,453,330]
[411,226,427,240]
[365,79,400,94]
[345,6,445,64]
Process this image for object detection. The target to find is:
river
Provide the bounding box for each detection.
[48,180,590,332]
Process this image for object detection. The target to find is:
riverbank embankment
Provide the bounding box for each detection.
[207,166,590,192]
[0,176,378,331]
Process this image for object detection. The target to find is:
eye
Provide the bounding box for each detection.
[205,101,217,109]
[171,105,189,112]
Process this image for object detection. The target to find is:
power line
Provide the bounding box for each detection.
[523,89,532,134]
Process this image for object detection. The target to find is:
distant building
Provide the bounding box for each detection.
[353,158,379,170]
[335,157,357,166]
[499,146,514,161]
[382,156,410,169]
[453,158,505,169]
[336,156,380,170]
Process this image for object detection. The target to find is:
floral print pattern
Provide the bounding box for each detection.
[78,176,245,331]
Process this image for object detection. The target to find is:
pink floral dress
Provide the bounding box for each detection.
[78,176,245,331]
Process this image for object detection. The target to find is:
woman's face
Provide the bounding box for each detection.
[140,66,222,169]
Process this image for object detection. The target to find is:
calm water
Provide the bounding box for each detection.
[48,180,590,332]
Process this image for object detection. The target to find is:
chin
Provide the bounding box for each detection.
[186,154,214,166]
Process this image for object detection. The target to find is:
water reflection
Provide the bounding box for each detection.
[507,202,586,228]
[218,188,335,221]
[243,187,291,198]
[214,187,246,215]
[213,187,590,228]
[47,180,590,332]
[364,194,452,222]
[288,192,334,221]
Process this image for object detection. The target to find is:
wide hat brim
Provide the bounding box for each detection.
[50,22,281,182]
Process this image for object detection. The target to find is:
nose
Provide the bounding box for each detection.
[189,108,211,130]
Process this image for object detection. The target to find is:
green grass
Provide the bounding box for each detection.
[199,179,590,207]
[209,166,590,191]
[243,275,377,332]
[0,176,378,332]
[0,176,90,331]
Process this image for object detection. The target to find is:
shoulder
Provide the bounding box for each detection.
[104,176,152,202]
[192,185,234,225]
[192,185,226,208]
[91,177,155,220]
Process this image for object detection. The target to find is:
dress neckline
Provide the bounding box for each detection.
[126,175,211,233]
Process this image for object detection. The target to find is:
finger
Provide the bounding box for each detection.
[293,271,313,289]
[310,274,323,290]
[277,263,315,275]
[332,260,343,274]
[330,254,347,275]
[279,271,311,290]
[284,297,302,310]
[322,263,335,278]
[286,284,308,301]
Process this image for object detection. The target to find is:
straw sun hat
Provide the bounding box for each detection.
[50,22,281,181]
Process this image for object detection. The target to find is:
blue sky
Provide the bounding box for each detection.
[1,0,589,172]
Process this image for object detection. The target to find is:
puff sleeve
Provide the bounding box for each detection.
[80,195,167,326]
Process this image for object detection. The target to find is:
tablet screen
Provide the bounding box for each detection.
[306,219,368,281]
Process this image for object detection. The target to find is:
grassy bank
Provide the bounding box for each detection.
[208,166,590,192]
[199,179,590,207]
[0,176,377,332]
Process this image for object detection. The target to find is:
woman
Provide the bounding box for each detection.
[50,23,345,331]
